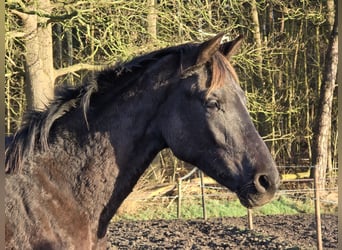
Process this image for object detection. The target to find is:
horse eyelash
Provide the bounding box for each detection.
[205,99,221,111]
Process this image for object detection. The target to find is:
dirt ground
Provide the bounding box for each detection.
[107,214,337,249]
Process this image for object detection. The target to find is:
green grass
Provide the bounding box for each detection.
[114,195,319,221]
[254,195,315,215]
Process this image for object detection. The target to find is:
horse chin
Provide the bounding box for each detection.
[238,195,272,209]
[236,184,276,209]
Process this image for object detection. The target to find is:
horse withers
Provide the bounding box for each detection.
[5,33,279,249]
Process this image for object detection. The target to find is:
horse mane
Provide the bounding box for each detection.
[5,42,238,174]
[5,86,87,174]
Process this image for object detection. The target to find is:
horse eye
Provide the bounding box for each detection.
[205,99,220,110]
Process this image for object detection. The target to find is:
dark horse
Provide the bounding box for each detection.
[5,33,279,249]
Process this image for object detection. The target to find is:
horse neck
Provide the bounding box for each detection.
[82,72,175,237]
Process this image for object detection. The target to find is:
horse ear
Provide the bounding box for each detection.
[219,35,244,60]
[196,33,224,65]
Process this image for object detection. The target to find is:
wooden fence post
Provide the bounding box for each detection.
[247,209,253,230]
[177,179,182,219]
[199,170,207,220]
[314,165,323,250]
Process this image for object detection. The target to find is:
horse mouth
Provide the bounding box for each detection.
[236,181,277,208]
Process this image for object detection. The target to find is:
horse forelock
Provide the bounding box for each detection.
[180,51,240,95]
[207,52,239,95]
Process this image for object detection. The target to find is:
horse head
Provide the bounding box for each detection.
[159,34,280,208]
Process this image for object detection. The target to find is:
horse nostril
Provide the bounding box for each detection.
[254,174,270,194]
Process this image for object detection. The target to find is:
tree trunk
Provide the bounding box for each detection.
[311,9,338,189]
[147,0,157,40]
[326,0,335,30]
[249,0,268,138]
[18,0,55,110]
[66,27,74,85]
[250,0,263,84]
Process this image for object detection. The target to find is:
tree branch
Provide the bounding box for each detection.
[10,9,29,20]
[54,63,105,78]
[9,7,78,23]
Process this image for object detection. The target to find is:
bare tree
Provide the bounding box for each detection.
[8,0,102,111]
[11,0,54,110]
[311,4,338,189]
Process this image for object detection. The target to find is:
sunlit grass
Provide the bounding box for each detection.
[254,195,315,215]
[113,194,321,221]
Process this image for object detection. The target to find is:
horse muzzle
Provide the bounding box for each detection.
[237,171,280,208]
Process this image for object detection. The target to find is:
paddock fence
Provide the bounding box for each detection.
[176,165,338,250]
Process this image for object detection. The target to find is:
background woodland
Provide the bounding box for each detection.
[5,0,338,188]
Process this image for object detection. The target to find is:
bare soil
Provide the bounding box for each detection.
[107,214,337,249]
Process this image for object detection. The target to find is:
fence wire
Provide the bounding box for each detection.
[124,166,338,205]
